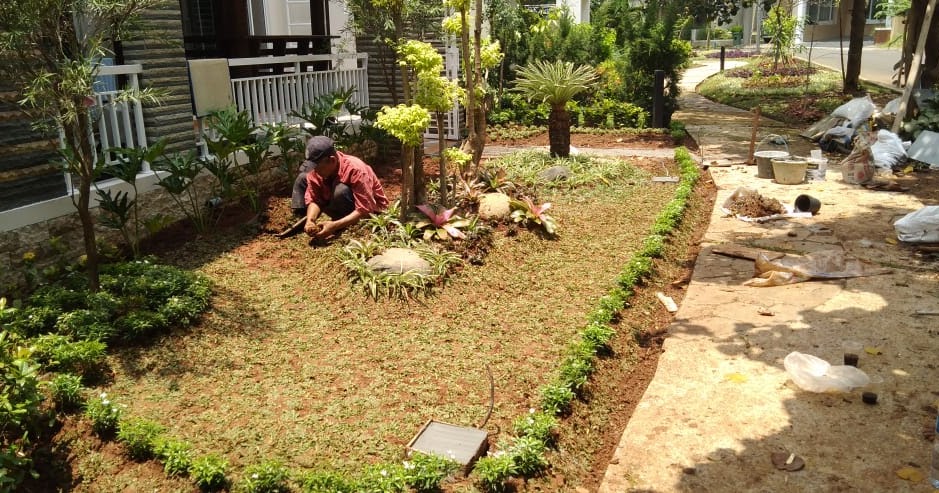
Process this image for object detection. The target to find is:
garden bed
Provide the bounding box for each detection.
[27,132,716,491]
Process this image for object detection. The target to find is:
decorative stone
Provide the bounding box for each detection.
[477,192,512,221]
[366,247,432,275]
[538,165,572,182]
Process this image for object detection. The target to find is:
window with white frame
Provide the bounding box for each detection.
[806,0,835,23]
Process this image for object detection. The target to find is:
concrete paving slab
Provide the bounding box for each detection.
[598,59,939,493]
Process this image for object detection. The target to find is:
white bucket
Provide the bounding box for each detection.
[806,157,828,181]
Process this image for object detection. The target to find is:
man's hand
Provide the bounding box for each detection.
[304,220,321,237]
[315,220,338,239]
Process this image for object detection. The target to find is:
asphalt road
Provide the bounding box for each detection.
[794,40,903,89]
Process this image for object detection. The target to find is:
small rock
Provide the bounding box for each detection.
[366,248,432,275]
[538,165,572,182]
[478,192,512,220]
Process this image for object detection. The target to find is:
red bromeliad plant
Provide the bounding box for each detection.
[415,204,472,240]
[510,197,558,235]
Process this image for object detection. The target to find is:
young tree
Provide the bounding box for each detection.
[513,60,596,157]
[345,0,443,105]
[443,0,503,166]
[0,0,162,291]
[397,40,464,206]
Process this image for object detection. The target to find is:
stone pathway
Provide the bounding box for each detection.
[597,59,939,492]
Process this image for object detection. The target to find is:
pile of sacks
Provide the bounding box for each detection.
[802,96,910,179]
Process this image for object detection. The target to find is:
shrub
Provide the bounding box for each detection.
[84,392,123,436]
[538,382,575,416]
[403,452,459,492]
[191,453,230,491]
[509,436,548,475]
[154,437,193,477]
[31,334,107,377]
[240,459,291,493]
[117,417,165,460]
[512,409,558,445]
[356,463,407,492]
[298,470,357,493]
[0,331,44,437]
[580,98,648,128]
[473,451,517,492]
[49,373,84,412]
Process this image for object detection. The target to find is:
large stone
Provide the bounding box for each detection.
[366,247,432,275]
[478,192,512,221]
[538,165,572,182]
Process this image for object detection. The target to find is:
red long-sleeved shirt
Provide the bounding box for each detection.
[304,151,389,215]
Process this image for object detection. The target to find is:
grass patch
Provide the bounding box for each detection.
[80,152,674,486]
[697,56,895,125]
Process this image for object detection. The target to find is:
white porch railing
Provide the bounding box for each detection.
[228,53,369,126]
[91,63,149,167]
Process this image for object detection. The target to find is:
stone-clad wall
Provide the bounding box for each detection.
[0,163,290,297]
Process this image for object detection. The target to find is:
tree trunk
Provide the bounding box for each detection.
[400,144,415,221]
[66,108,101,291]
[844,0,867,92]
[460,8,478,165]
[436,112,448,206]
[548,106,571,158]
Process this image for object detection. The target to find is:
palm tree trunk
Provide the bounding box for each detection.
[548,106,571,158]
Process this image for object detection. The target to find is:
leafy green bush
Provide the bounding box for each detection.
[84,392,123,436]
[154,437,193,477]
[538,382,575,416]
[0,330,44,438]
[509,436,548,475]
[5,259,211,345]
[473,451,518,492]
[240,459,291,493]
[49,373,84,412]
[31,334,106,377]
[298,470,357,493]
[117,417,165,460]
[579,98,648,128]
[403,452,459,492]
[512,410,558,445]
[191,453,230,491]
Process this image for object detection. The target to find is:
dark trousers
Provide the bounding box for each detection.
[291,167,354,219]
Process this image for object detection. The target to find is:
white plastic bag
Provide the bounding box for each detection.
[894,206,939,243]
[869,129,907,170]
[784,352,870,393]
[831,96,876,129]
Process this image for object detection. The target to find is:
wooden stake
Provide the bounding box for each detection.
[892,0,936,134]
[746,106,761,165]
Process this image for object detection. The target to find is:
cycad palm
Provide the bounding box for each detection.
[513,60,597,157]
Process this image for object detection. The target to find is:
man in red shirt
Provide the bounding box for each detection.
[299,136,389,240]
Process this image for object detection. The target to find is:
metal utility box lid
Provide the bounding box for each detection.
[407,420,489,473]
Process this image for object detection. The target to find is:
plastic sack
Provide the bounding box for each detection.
[784,351,870,393]
[819,125,853,153]
[830,96,876,129]
[869,129,907,170]
[840,144,875,184]
[744,250,892,286]
[894,206,939,243]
